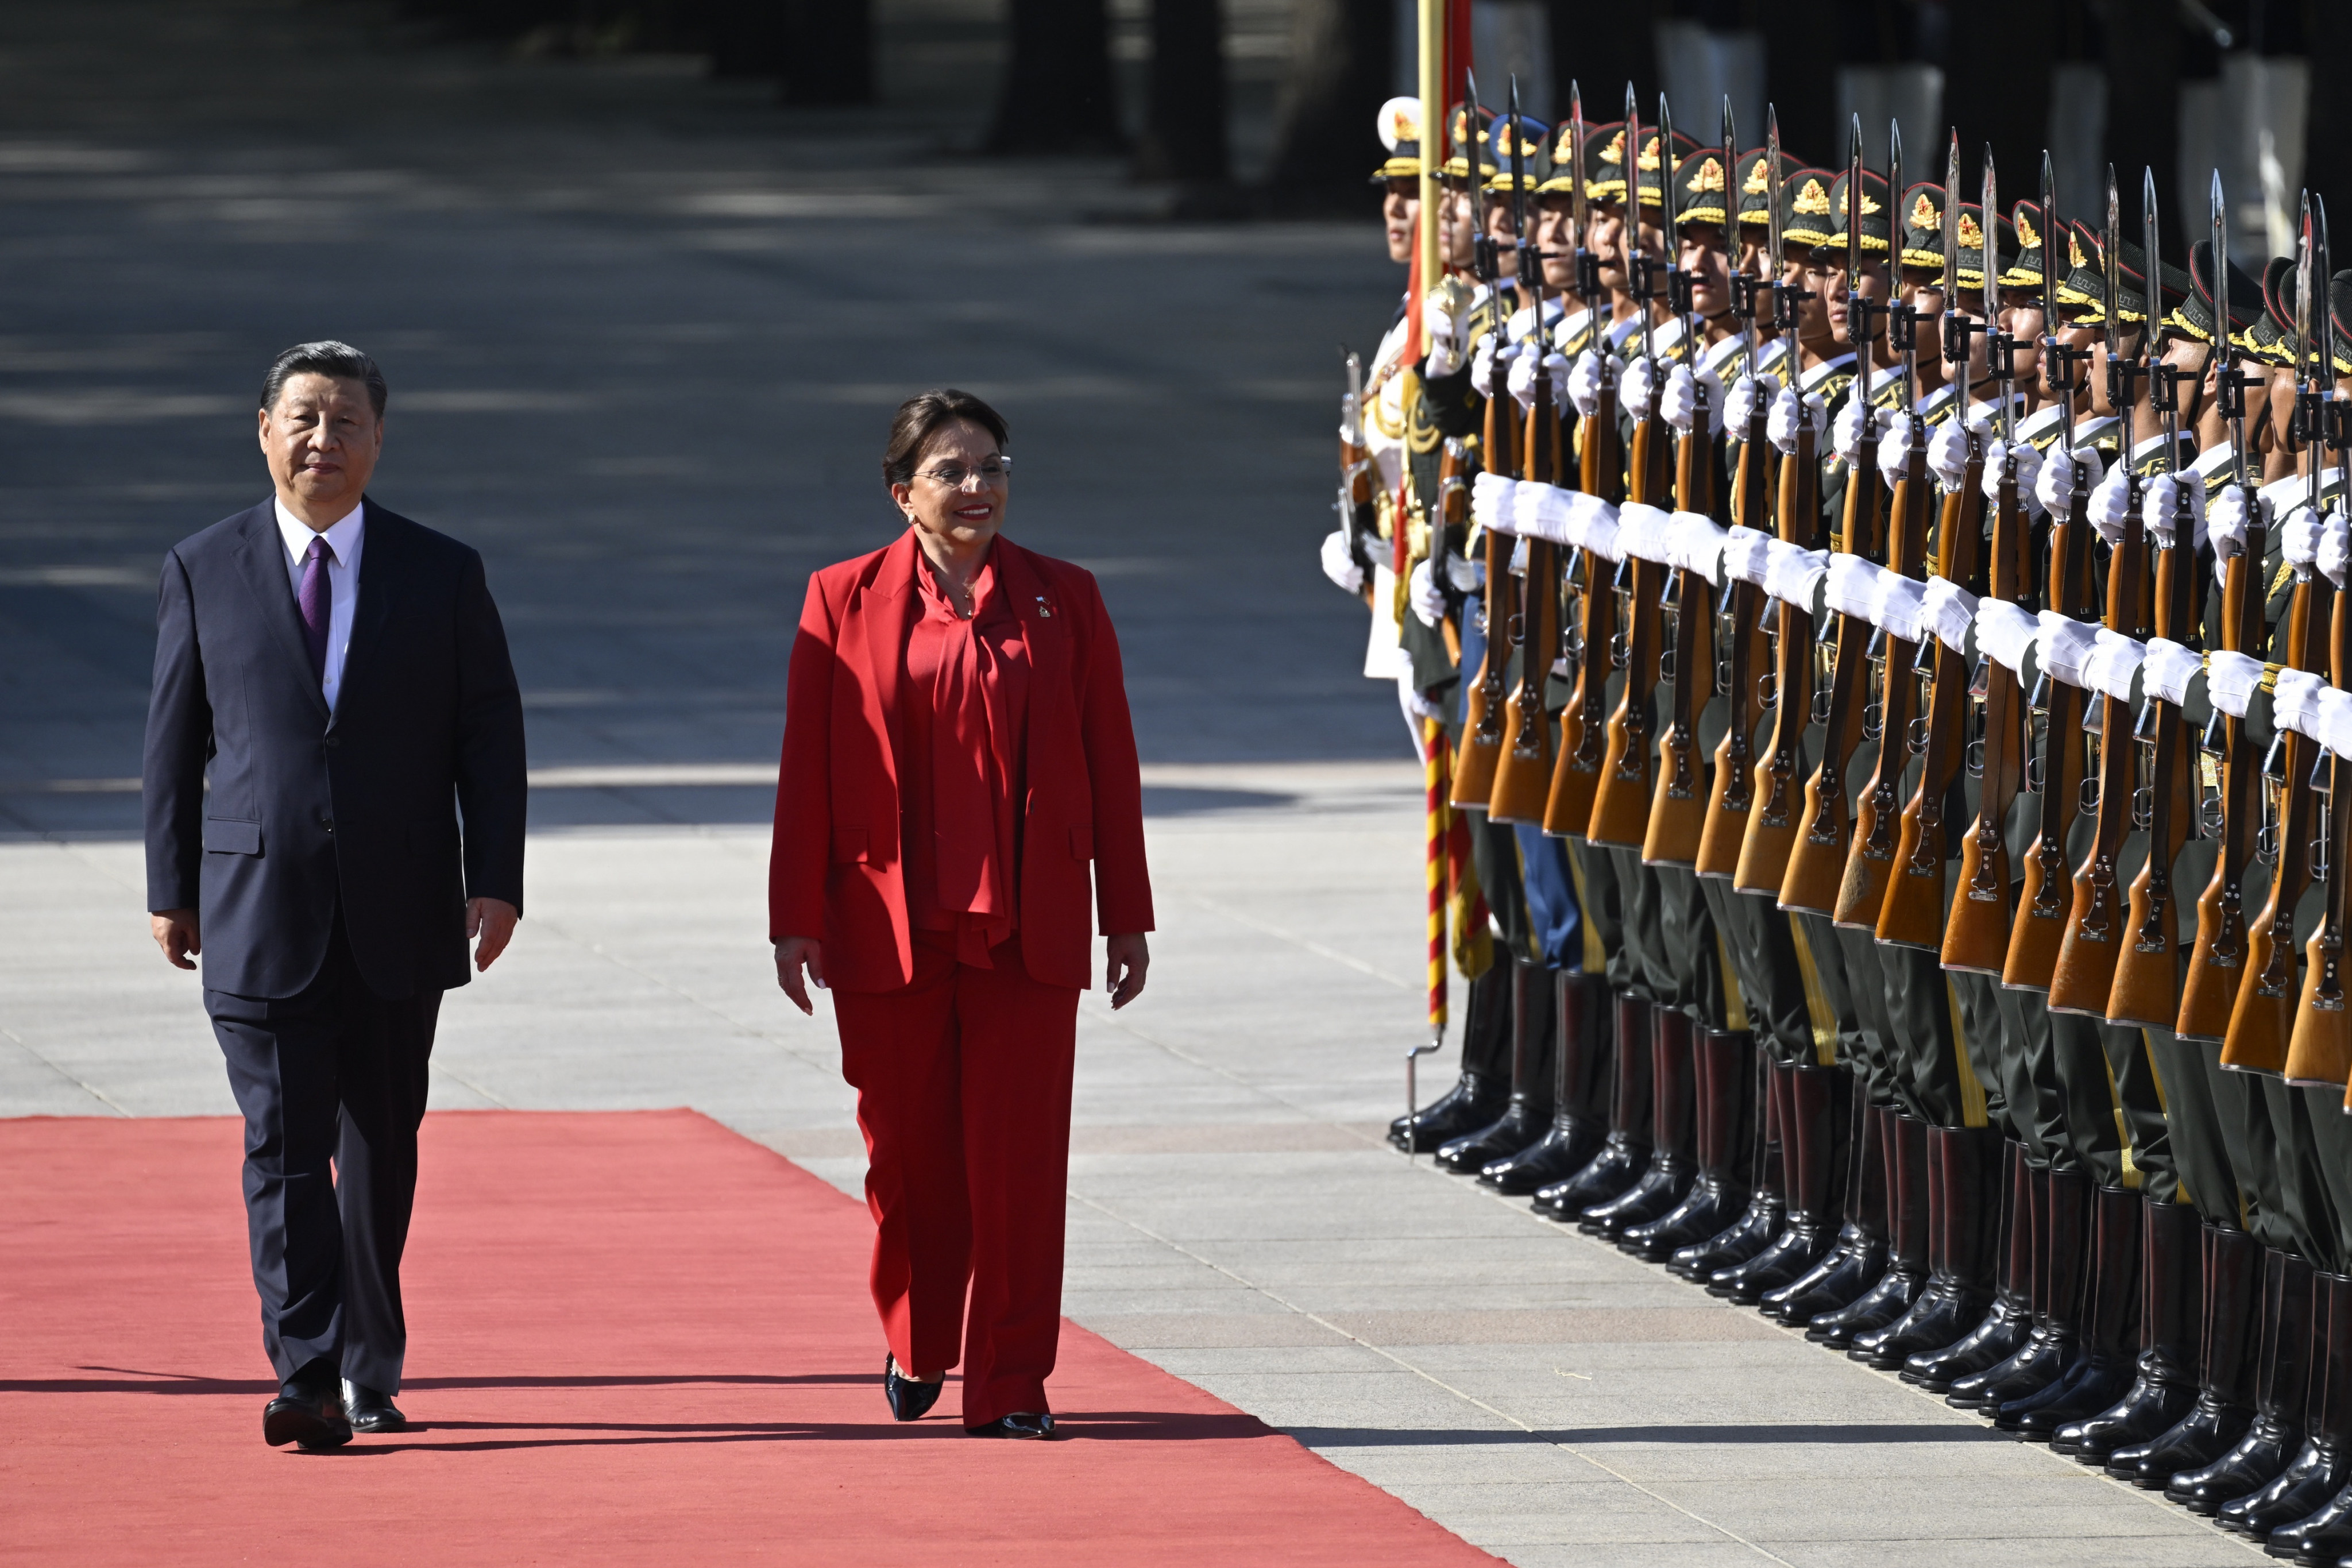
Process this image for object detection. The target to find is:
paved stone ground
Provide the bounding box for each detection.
[0,5,2258,1563]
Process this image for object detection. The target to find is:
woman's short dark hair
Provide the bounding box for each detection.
[882,389,1007,486]
[261,341,388,418]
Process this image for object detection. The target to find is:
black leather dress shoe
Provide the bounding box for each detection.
[339,1379,407,1434]
[883,1355,943,1422]
[967,1412,1055,1439]
[264,1382,353,1450]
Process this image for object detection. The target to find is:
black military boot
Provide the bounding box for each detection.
[1391,962,1512,1151]
[1760,1093,1886,1326]
[1814,1112,1931,1350]
[1535,991,1651,1219]
[1581,1006,1697,1238]
[1853,1125,2002,1370]
[2055,1195,2202,1463]
[2009,1184,2143,1439]
[2112,1222,2260,1486]
[1438,955,1556,1173]
[1482,971,1608,1195]
[1714,1061,1848,1304]
[1670,1046,1783,1282]
[2168,1249,2314,1515]
[1951,1165,2090,1412]
[1624,1026,1754,1261]
[2244,1276,2352,1559]
[1907,1140,2035,1393]
[2216,1270,2351,1539]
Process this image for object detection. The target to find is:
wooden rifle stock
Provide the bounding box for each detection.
[2225,573,2334,1074]
[2049,475,2154,1014]
[1943,463,2029,974]
[2178,518,2273,1039]
[2002,469,2099,993]
[1545,382,1623,836]
[1489,388,1564,824]
[1779,412,1884,915]
[1585,405,1673,847]
[1698,416,1776,878]
[1643,403,1720,866]
[1880,439,1986,949]
[1450,365,1519,809]
[1735,420,1818,894]
[2107,502,2201,1027]
[1835,434,1931,928]
[2284,586,2352,1086]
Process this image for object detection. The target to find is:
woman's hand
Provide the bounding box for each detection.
[1105,933,1150,1010]
[774,936,827,1014]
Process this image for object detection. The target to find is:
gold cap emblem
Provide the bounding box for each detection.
[1957,210,1984,250]
[1598,129,1625,166]
[1636,133,1663,172]
[1741,157,1770,196]
[1794,177,1832,216]
[1687,157,1725,193]
[2015,211,2040,250]
[1909,192,1938,231]
[2069,230,2088,268]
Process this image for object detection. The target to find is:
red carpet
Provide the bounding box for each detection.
[0,1110,1497,1565]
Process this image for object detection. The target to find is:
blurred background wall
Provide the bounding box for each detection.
[385,0,2342,252]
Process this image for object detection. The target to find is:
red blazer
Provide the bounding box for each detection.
[769,531,1154,992]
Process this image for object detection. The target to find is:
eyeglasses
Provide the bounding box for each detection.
[914,456,1013,491]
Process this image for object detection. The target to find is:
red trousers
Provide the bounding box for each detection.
[833,931,1079,1426]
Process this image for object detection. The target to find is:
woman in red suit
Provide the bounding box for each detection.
[770,389,1153,1438]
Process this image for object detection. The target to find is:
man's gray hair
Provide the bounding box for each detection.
[260,341,387,418]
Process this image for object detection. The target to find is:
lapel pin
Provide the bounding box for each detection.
[1034,596,1053,619]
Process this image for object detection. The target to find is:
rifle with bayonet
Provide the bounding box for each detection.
[1782,115,1888,916]
[2283,192,2351,1085]
[2108,168,2204,1026]
[1546,81,1623,839]
[2050,166,2156,1014]
[1942,148,2032,974]
[2179,172,2275,1039]
[1491,80,1562,824]
[1735,108,1824,895]
[1586,84,1672,848]
[1644,94,1718,867]
[1882,134,1987,948]
[1698,98,1772,878]
[1451,79,1516,811]
[2003,152,2099,993]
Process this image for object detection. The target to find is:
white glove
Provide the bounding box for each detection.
[2085,464,2133,545]
[1725,372,1778,435]
[1407,556,1446,627]
[1622,356,1659,420]
[1767,387,1828,454]
[2284,503,2327,571]
[1661,363,1727,437]
[2323,508,2351,588]
[1875,411,1915,483]
[1508,349,1570,412]
[1470,332,1512,396]
[2035,446,2106,518]
[1319,528,1366,594]
[2142,472,2208,549]
[2209,484,2264,561]
[1833,398,1875,463]
[1424,298,1467,377]
[1926,410,1993,489]
[1980,438,2044,514]
[1567,350,1606,419]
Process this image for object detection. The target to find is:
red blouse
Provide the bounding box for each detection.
[901,549,1030,967]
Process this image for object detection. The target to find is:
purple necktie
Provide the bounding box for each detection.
[298,535,331,681]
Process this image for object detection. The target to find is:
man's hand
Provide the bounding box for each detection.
[775,937,827,1015]
[150,909,200,971]
[1106,932,1150,1010]
[467,897,519,972]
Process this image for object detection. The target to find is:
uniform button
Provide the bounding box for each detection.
[320,816,335,832]
[325,735,340,749]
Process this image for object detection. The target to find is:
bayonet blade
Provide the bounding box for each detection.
[2320,194,2336,397]
[2297,188,2314,388]
[1887,118,1901,237]
[1508,75,1528,303]
[1983,146,1999,326]
[1569,79,1587,257]
[2144,165,2162,350]
[2043,151,2060,356]
[2214,169,2233,375]
[1766,104,1784,277]
[1847,113,1862,321]
[1942,131,1960,304]
[2104,164,2122,346]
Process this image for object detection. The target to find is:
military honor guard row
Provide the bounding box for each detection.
[1325,79,2352,1561]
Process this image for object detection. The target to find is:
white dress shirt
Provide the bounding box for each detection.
[273,497,365,712]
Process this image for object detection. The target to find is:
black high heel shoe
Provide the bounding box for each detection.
[967,1412,1056,1439]
[883,1354,943,1422]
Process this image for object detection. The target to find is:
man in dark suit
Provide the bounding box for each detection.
[143,341,527,1450]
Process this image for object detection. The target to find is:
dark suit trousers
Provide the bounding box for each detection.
[205,915,440,1393]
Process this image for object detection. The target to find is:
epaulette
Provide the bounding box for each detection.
[1916,383,1960,427]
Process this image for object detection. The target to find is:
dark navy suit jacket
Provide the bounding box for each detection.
[142,499,527,1000]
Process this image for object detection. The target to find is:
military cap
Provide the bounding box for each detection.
[1482,114,1550,195]
[1536,118,1586,196]
[1632,128,1704,212]
[1370,95,1423,184]
[2248,254,2298,365]
[1951,204,2013,292]
[1439,102,1499,182]
[2333,271,2352,375]
[1581,120,1632,201]
[2053,221,2104,311]
[1897,183,1948,271]
[2169,238,2266,345]
[1825,167,1891,253]
[2065,238,2191,326]
[1673,147,1733,227]
[1732,148,1776,229]
[1998,199,2046,289]
[1780,168,1840,249]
